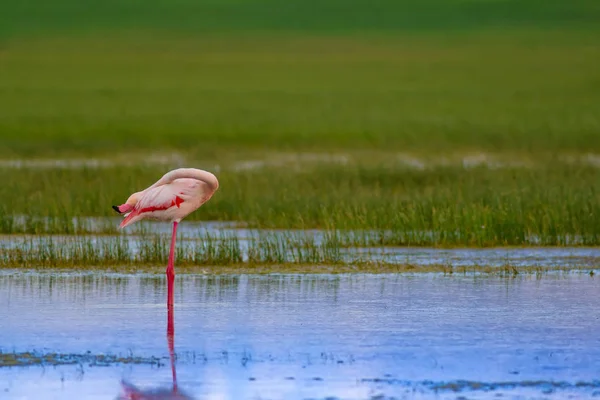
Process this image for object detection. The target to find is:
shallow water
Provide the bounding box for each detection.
[1,271,600,399]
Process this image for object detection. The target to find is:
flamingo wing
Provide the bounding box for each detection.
[119,178,212,228]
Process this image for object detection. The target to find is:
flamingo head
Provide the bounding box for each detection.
[112,191,143,214]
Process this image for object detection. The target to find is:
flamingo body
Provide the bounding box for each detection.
[114,168,219,228]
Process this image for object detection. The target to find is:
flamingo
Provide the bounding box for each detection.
[112,168,219,306]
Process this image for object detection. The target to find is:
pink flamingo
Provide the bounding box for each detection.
[112,168,219,306]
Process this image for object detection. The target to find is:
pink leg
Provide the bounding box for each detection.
[167,221,178,307]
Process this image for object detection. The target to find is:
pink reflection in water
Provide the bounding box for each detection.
[118,303,193,400]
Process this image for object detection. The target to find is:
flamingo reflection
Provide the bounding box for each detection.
[117,302,194,400]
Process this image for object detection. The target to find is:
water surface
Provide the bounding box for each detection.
[1,271,599,399]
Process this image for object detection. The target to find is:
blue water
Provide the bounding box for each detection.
[1,271,599,399]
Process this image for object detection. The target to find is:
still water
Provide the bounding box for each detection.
[1,271,599,399]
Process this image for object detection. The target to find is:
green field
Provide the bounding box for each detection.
[1,0,599,257]
[2,31,600,157]
[3,0,598,38]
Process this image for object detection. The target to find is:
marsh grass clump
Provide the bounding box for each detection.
[246,232,343,265]
[176,233,244,265]
[0,232,349,268]
[1,233,598,272]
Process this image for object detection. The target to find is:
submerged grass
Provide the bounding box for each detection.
[0,350,164,367]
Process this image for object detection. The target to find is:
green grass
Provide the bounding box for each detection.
[2,0,599,39]
[1,3,598,156]
[2,232,598,273]
[1,31,599,158]
[0,232,343,267]
[1,162,599,246]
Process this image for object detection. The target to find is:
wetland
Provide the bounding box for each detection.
[1,1,599,398]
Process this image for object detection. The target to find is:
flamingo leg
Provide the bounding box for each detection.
[166,221,179,392]
[167,221,178,307]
